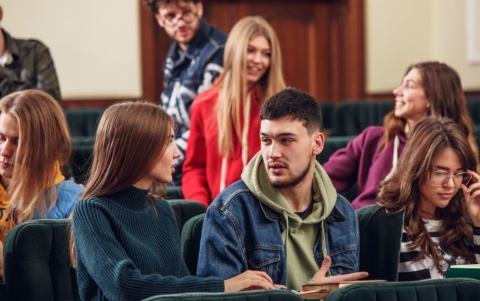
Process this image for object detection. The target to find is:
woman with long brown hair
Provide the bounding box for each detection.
[70,101,275,301]
[323,61,478,209]
[358,116,480,281]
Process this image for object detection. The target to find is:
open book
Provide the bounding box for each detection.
[446,263,480,280]
[299,280,386,299]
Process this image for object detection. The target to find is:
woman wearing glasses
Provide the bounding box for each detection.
[182,16,286,206]
[323,61,478,210]
[357,116,480,281]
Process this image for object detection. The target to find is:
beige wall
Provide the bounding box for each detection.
[1,0,141,99]
[367,0,480,94]
[2,1,479,99]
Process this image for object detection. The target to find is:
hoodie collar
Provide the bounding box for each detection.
[241,152,339,223]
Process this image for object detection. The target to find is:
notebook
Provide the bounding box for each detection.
[446,263,480,280]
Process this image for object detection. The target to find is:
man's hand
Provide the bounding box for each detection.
[312,255,368,284]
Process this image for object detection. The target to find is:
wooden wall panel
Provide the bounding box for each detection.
[138,0,365,103]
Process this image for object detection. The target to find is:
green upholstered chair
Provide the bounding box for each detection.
[330,100,393,136]
[64,108,105,138]
[70,136,95,183]
[64,108,104,183]
[142,289,304,301]
[165,186,185,200]
[316,135,355,165]
[167,199,207,236]
[325,278,480,301]
[3,219,79,301]
[180,213,205,275]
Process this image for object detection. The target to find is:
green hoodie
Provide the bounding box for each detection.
[241,152,338,290]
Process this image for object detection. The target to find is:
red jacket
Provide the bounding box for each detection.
[182,88,261,206]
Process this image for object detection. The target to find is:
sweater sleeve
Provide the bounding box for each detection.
[182,97,211,206]
[72,199,223,301]
[323,127,381,192]
[323,137,363,192]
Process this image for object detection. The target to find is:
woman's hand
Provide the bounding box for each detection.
[224,270,275,292]
[312,255,368,284]
[461,170,480,226]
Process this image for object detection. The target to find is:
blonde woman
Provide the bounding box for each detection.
[0,90,83,277]
[71,102,274,301]
[182,16,286,206]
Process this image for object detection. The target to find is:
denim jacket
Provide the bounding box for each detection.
[161,19,226,185]
[197,180,360,285]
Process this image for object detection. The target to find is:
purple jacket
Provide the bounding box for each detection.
[323,126,407,209]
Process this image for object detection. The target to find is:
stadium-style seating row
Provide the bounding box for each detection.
[63,97,480,183]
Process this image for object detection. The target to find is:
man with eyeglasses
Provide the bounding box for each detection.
[143,0,226,186]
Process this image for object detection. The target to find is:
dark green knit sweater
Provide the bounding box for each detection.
[72,186,224,301]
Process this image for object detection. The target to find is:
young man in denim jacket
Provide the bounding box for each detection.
[197,87,368,291]
[143,0,226,185]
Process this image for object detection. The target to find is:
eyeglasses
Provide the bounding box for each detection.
[161,9,198,27]
[429,170,472,187]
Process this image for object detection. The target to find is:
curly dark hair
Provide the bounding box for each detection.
[143,0,200,14]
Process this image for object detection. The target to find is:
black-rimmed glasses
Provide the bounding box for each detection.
[161,9,198,27]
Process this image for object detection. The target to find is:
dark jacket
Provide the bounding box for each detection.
[0,29,61,102]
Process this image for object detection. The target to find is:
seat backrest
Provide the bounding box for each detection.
[142,289,303,301]
[3,219,79,301]
[180,213,205,275]
[64,108,105,137]
[330,100,393,136]
[168,199,207,235]
[325,278,480,301]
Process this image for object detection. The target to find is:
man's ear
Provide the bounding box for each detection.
[155,13,165,28]
[312,132,325,156]
[196,2,204,18]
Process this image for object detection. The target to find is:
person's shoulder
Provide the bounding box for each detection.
[57,180,84,197]
[211,180,254,208]
[209,26,227,43]
[202,19,227,43]
[360,126,385,138]
[192,87,219,107]
[14,37,49,51]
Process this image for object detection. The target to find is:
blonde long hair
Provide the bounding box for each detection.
[217,16,286,157]
[0,89,71,223]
